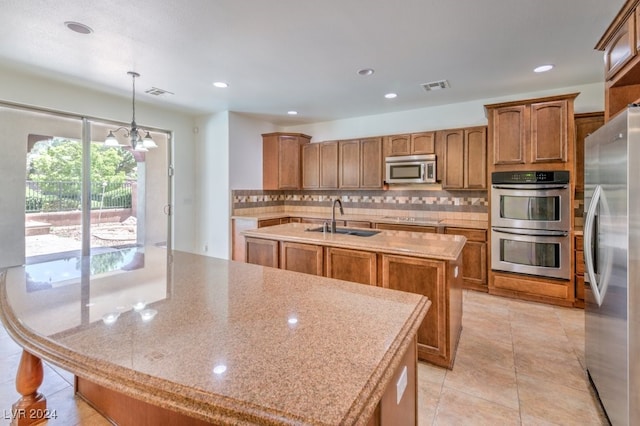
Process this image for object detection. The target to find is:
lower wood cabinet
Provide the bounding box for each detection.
[325,247,377,285]
[280,242,323,275]
[444,227,487,292]
[245,237,279,268]
[575,234,585,308]
[374,223,437,233]
[232,217,290,261]
[380,254,462,368]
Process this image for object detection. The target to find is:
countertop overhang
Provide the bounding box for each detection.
[0,246,429,425]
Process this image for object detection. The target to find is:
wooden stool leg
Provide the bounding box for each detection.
[11,350,47,426]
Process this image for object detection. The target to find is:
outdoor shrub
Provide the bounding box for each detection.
[25,195,44,212]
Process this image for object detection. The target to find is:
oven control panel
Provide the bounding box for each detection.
[491,170,569,184]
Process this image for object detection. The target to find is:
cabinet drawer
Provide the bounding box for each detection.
[493,274,569,300]
[444,227,486,242]
[375,223,436,233]
[575,235,583,249]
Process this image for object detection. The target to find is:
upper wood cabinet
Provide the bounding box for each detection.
[440,126,487,190]
[302,143,320,189]
[596,0,640,120]
[302,141,339,189]
[383,132,436,158]
[339,137,383,189]
[262,132,311,189]
[485,93,577,171]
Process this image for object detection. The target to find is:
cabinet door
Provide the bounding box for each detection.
[278,136,302,189]
[302,143,319,189]
[381,254,447,360]
[280,242,323,275]
[464,127,487,189]
[411,132,435,154]
[604,12,636,80]
[491,105,526,165]
[574,113,604,192]
[445,227,487,290]
[319,141,339,188]
[325,247,377,285]
[441,129,464,189]
[385,134,411,156]
[530,100,568,163]
[339,140,361,188]
[360,137,383,189]
[245,237,279,268]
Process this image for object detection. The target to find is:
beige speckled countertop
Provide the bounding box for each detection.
[243,223,466,261]
[0,246,429,425]
[232,211,488,230]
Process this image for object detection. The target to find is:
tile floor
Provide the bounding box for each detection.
[0,290,608,425]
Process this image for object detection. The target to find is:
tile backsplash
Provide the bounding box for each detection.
[233,189,488,220]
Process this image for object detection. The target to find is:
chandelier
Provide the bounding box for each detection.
[104,71,157,151]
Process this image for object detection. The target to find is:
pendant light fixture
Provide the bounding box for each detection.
[104,71,157,151]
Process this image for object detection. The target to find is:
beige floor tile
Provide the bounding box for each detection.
[418,371,442,426]
[434,387,521,426]
[514,345,591,393]
[418,361,446,386]
[443,351,519,410]
[517,373,606,425]
[455,327,515,371]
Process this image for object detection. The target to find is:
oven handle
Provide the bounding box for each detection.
[492,184,568,190]
[492,227,568,237]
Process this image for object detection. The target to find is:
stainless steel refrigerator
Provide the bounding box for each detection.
[584,105,640,425]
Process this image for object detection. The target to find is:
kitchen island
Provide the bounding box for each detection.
[0,246,429,425]
[242,223,465,369]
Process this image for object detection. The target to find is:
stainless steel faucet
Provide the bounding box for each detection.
[331,198,344,233]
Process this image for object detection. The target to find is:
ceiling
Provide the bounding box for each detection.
[0,0,626,126]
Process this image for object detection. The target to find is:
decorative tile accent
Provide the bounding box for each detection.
[232,189,488,214]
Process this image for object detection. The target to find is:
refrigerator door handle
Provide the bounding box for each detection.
[584,185,603,307]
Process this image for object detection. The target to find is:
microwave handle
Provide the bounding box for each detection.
[420,163,426,181]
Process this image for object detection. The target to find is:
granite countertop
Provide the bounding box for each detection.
[0,246,429,425]
[232,212,488,230]
[243,223,466,261]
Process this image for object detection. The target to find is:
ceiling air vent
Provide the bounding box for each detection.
[145,87,174,96]
[421,80,450,92]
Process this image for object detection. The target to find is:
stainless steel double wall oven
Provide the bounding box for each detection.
[491,170,571,280]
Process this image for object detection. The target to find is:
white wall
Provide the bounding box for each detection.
[0,66,198,256]
[229,112,278,190]
[283,83,605,140]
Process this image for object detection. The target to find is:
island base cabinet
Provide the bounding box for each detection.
[280,241,323,275]
[325,247,377,285]
[245,237,279,268]
[381,254,462,369]
[76,377,211,426]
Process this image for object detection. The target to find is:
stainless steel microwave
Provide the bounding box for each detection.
[385,154,436,184]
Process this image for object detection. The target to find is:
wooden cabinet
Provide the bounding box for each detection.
[280,242,323,275]
[440,126,487,189]
[302,143,319,189]
[302,141,339,189]
[486,94,577,169]
[574,234,585,308]
[262,132,311,189]
[445,227,487,292]
[325,247,377,285]
[596,0,640,120]
[339,138,383,189]
[574,112,605,192]
[245,237,279,268]
[383,132,436,157]
[380,253,462,369]
[375,223,437,233]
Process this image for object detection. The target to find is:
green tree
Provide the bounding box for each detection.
[28,138,136,184]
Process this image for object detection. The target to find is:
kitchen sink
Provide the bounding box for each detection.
[306,227,380,237]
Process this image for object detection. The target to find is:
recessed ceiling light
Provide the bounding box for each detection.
[64,21,93,34]
[384,93,397,99]
[357,68,375,76]
[534,64,554,73]
[213,81,229,88]
[287,111,298,115]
